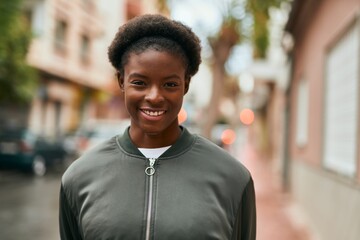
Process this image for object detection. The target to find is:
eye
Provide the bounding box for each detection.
[164,82,179,88]
[130,80,146,86]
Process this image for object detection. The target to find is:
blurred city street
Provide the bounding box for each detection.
[0,169,62,240]
[1,0,360,239]
[237,142,314,240]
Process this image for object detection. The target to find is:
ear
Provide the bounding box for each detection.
[116,71,124,91]
[184,78,191,95]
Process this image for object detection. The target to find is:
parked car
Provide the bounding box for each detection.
[0,128,67,176]
[74,119,131,157]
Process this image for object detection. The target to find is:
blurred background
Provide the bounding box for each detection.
[0,0,359,239]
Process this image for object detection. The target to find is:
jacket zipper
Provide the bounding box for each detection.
[145,158,156,240]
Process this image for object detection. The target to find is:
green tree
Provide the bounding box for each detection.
[195,0,288,138]
[246,0,286,58]
[0,0,37,105]
[202,0,243,138]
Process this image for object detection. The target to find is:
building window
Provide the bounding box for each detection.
[295,77,309,148]
[54,20,67,53]
[23,1,45,37]
[323,20,360,177]
[30,1,45,36]
[80,35,91,65]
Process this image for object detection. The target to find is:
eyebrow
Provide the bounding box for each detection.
[163,74,181,80]
[128,73,147,79]
[128,73,181,80]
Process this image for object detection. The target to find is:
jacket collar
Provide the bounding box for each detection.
[116,126,196,158]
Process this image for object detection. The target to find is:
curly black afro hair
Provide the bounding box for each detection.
[108,14,202,79]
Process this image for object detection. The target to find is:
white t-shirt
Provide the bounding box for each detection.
[138,146,171,159]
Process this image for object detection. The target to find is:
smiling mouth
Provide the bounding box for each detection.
[142,110,165,116]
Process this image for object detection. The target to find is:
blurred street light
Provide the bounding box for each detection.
[221,128,236,145]
[178,107,187,124]
[239,108,255,125]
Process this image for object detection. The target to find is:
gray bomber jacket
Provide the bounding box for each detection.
[59,127,256,240]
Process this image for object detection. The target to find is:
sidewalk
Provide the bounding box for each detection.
[237,143,314,240]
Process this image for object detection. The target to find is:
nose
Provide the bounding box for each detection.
[145,85,164,104]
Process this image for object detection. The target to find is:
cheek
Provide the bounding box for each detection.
[123,96,132,112]
[123,91,137,109]
[174,95,184,111]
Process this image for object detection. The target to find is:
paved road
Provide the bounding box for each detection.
[0,167,65,240]
[237,143,314,240]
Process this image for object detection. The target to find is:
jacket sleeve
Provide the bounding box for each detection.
[232,177,257,240]
[59,183,82,240]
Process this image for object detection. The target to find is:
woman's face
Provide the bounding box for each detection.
[121,49,189,146]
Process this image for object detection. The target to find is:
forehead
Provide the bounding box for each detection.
[120,38,189,72]
[125,49,187,74]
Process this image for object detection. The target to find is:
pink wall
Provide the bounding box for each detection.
[290,0,360,172]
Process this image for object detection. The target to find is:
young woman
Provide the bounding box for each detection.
[59,14,256,240]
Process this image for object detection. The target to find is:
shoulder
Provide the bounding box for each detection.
[61,136,121,187]
[191,134,252,182]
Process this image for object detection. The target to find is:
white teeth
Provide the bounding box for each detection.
[143,110,165,116]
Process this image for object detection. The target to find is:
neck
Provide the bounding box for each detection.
[129,126,181,148]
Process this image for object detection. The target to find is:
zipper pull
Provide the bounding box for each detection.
[145,158,156,176]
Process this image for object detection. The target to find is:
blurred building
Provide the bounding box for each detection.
[23,0,158,137]
[285,0,360,239]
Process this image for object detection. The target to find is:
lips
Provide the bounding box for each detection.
[141,109,166,117]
